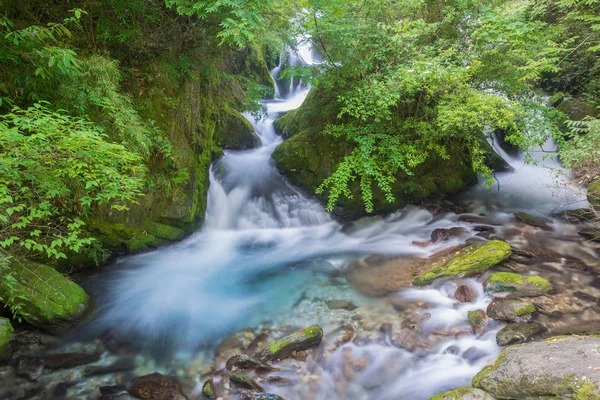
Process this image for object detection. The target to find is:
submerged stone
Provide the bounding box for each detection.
[483,272,553,297]
[129,373,192,400]
[473,336,600,398]
[428,387,494,399]
[226,354,278,372]
[0,260,91,328]
[413,240,512,286]
[43,352,101,369]
[327,300,357,310]
[202,379,216,399]
[258,325,323,361]
[496,323,545,346]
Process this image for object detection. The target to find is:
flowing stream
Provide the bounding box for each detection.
[74,42,595,400]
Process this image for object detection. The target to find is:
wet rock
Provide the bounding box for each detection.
[264,376,292,386]
[0,259,91,329]
[463,347,488,364]
[327,300,357,311]
[544,319,600,336]
[454,284,477,303]
[100,385,136,400]
[84,356,136,376]
[413,241,512,286]
[486,298,536,322]
[129,373,194,400]
[428,387,495,399]
[392,326,421,351]
[431,227,468,243]
[230,374,264,392]
[467,310,488,335]
[239,393,285,400]
[226,354,278,373]
[483,272,553,297]
[246,332,269,353]
[349,257,430,296]
[578,226,600,242]
[53,381,72,398]
[514,212,553,231]
[473,336,600,398]
[0,317,14,357]
[496,323,545,346]
[573,291,597,303]
[258,325,323,361]
[201,379,216,399]
[444,345,460,355]
[43,352,101,369]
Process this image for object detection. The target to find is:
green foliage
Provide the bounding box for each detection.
[0,255,30,322]
[0,103,145,261]
[299,0,560,212]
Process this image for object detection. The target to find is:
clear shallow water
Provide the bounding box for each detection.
[79,44,591,399]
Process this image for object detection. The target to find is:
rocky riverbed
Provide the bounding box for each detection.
[1,202,600,399]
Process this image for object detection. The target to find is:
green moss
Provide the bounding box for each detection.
[202,379,215,399]
[527,275,552,288]
[0,259,91,328]
[588,179,600,208]
[413,240,512,286]
[265,339,291,355]
[0,317,13,357]
[572,380,600,400]
[428,387,477,400]
[515,303,536,316]
[230,374,252,385]
[487,272,526,284]
[468,310,485,326]
[472,349,509,388]
[146,222,185,241]
[214,106,260,150]
[304,325,322,339]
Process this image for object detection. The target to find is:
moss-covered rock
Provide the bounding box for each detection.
[514,212,553,231]
[0,317,14,357]
[484,272,553,297]
[486,298,536,322]
[202,378,216,399]
[271,89,480,219]
[588,179,600,211]
[215,107,260,150]
[428,387,494,400]
[467,310,488,335]
[413,240,512,286]
[0,259,91,328]
[258,325,323,361]
[473,336,600,398]
[557,97,598,121]
[230,374,264,392]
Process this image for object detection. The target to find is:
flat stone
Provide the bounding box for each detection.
[473,336,600,398]
[84,356,136,376]
[514,212,553,231]
[327,300,357,310]
[128,373,192,400]
[431,227,468,243]
[43,352,101,369]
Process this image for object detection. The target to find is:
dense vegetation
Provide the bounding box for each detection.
[0,0,599,317]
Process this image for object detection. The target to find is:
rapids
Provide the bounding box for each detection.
[76,41,591,400]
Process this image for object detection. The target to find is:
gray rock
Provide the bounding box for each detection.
[455,284,477,303]
[473,336,600,398]
[327,300,357,310]
[496,323,545,346]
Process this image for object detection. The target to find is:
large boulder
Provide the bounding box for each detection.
[215,107,260,150]
[258,325,323,361]
[128,373,194,400]
[413,241,512,286]
[495,323,545,346]
[0,317,13,356]
[271,89,480,219]
[483,272,553,297]
[556,97,598,121]
[473,336,600,398]
[0,260,91,328]
[428,387,494,400]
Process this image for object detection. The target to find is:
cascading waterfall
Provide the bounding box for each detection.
[80,39,592,400]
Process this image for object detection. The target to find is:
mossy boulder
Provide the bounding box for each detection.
[496,322,545,346]
[230,374,264,392]
[0,317,14,357]
[215,107,261,150]
[202,379,216,399]
[0,260,91,328]
[428,387,494,400]
[258,325,323,361]
[557,97,598,121]
[588,179,600,211]
[473,336,600,398]
[271,89,480,219]
[484,272,553,297]
[486,298,536,322]
[514,212,553,231]
[413,240,512,286]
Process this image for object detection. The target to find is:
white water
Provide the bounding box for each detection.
[84,41,586,399]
